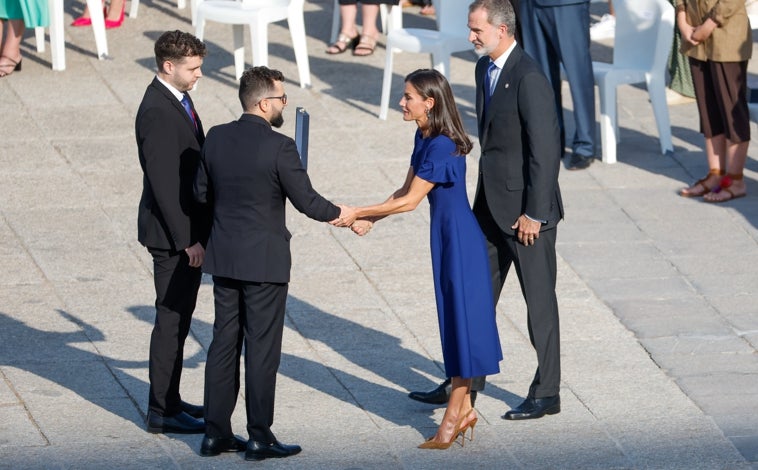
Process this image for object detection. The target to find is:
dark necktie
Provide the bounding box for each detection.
[483,61,497,112]
[180,93,198,132]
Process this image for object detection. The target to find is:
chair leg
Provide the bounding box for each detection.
[48,0,65,70]
[233,24,246,80]
[288,10,311,88]
[251,18,269,68]
[86,0,109,59]
[598,77,618,164]
[195,15,205,40]
[129,0,139,19]
[191,0,201,26]
[431,52,450,79]
[378,44,395,120]
[35,27,45,53]
[647,74,674,154]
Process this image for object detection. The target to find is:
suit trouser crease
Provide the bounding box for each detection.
[522,1,595,157]
[470,193,561,398]
[204,276,287,443]
[148,248,201,416]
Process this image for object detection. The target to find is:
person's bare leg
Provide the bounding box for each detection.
[680,134,725,197]
[419,377,474,447]
[0,19,24,77]
[106,0,126,21]
[353,4,380,56]
[704,139,748,201]
[326,4,360,53]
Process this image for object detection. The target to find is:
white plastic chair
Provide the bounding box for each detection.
[34,0,109,70]
[329,0,403,44]
[195,0,310,88]
[592,0,674,163]
[378,0,470,120]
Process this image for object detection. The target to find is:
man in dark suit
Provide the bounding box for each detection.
[409,0,563,420]
[135,30,210,434]
[520,0,596,170]
[194,66,354,461]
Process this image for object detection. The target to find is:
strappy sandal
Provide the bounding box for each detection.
[0,56,22,78]
[679,168,723,198]
[703,173,747,203]
[352,36,376,57]
[326,33,360,55]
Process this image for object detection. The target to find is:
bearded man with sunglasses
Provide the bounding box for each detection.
[194,66,355,461]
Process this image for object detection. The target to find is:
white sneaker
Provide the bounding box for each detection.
[590,14,616,41]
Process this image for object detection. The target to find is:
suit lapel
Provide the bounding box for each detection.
[481,46,523,146]
[152,78,201,140]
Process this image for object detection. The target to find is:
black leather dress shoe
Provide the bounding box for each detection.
[245,440,302,461]
[502,395,560,420]
[566,154,593,170]
[146,410,205,434]
[180,401,204,419]
[407,380,477,407]
[200,435,247,456]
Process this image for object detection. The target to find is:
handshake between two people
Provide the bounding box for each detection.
[329,204,374,237]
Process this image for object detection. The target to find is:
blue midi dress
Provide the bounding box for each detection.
[411,130,502,379]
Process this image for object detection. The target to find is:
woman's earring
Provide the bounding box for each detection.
[426,108,431,119]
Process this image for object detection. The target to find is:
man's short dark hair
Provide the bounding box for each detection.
[469,0,517,37]
[154,30,207,71]
[239,66,285,111]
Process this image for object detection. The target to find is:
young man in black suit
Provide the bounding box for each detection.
[409,0,563,420]
[194,66,355,461]
[135,30,211,434]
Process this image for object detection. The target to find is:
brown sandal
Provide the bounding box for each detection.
[703,173,747,203]
[326,33,360,55]
[679,168,724,198]
[352,36,376,57]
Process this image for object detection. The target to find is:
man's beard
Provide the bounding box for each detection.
[271,110,284,128]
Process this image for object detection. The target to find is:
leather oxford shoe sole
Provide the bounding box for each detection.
[200,435,247,456]
[245,440,302,461]
[146,411,205,434]
[503,395,560,420]
[180,401,204,419]
[408,381,477,407]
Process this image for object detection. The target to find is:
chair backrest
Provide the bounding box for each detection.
[612,0,674,72]
[435,0,472,38]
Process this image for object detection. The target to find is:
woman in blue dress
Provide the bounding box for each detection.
[351,69,502,449]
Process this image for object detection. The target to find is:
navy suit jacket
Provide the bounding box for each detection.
[136,77,210,251]
[195,114,340,283]
[474,45,563,235]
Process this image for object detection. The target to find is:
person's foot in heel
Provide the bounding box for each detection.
[146,410,205,434]
[408,379,477,406]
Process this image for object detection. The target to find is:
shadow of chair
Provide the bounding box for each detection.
[329,0,403,45]
[378,0,471,120]
[194,0,310,87]
[592,0,674,163]
[34,0,109,70]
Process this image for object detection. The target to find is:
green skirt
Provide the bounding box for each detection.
[0,0,49,28]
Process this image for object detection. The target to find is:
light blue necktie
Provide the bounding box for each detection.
[483,61,498,111]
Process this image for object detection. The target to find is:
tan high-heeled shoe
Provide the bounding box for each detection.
[458,409,478,445]
[417,409,475,450]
